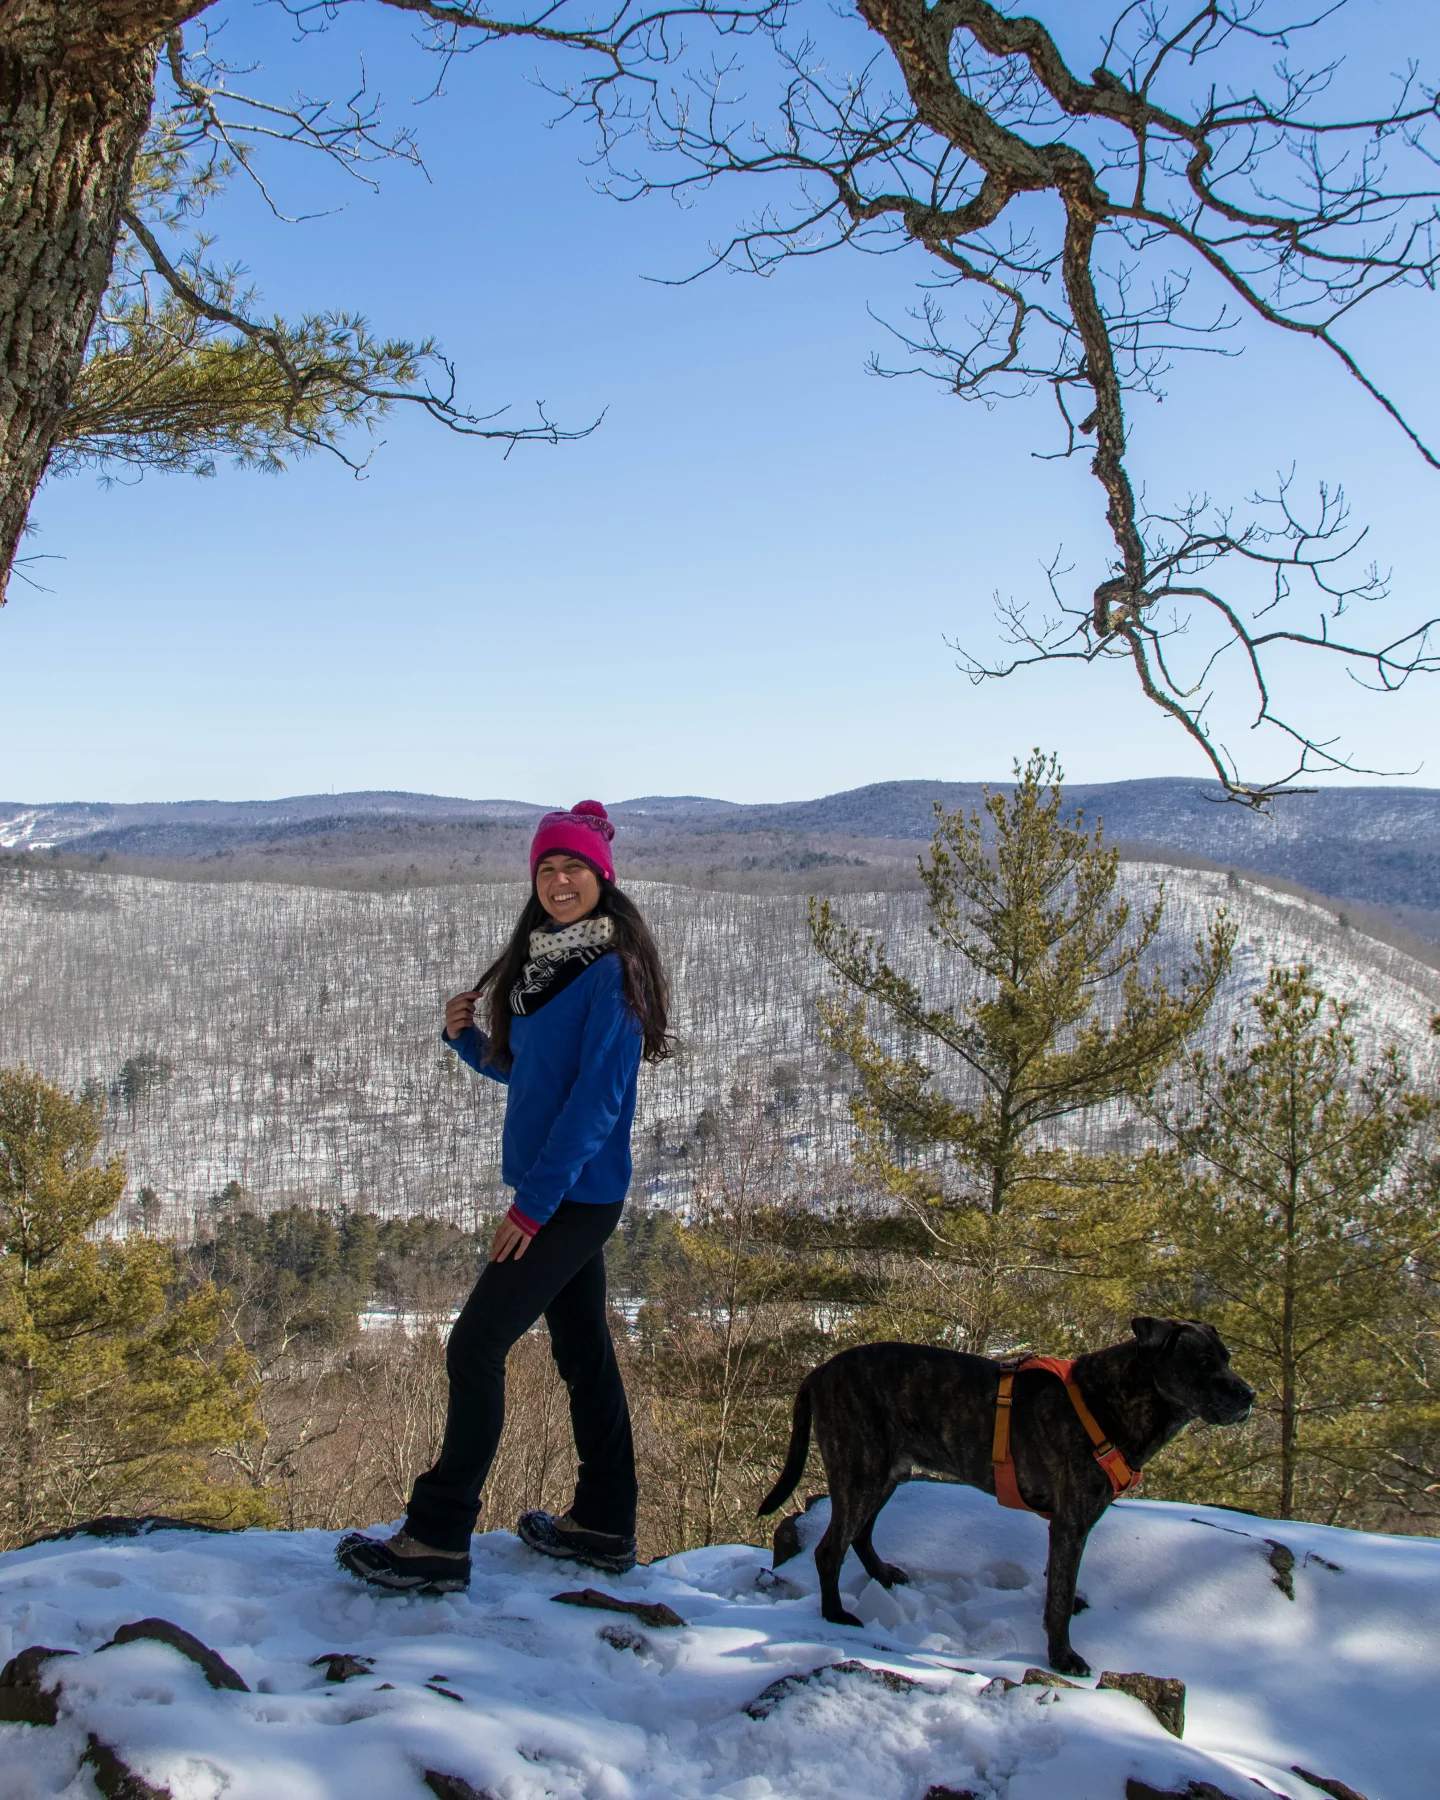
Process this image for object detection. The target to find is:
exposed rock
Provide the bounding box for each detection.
[0,1646,74,1725]
[1266,1539,1296,1600]
[83,1734,172,1800]
[1099,1671,1186,1738]
[424,1776,494,1800]
[922,1787,980,1799]
[979,1676,1018,1696]
[424,1682,465,1702]
[771,1514,803,1569]
[598,1623,650,1655]
[1125,1782,1247,1800]
[768,1492,827,1569]
[24,1515,232,1549]
[310,1653,374,1683]
[1292,1768,1370,1800]
[745,1660,920,1720]
[101,1618,249,1692]
[754,1567,801,1596]
[550,1588,686,1629]
[1022,1668,1081,1690]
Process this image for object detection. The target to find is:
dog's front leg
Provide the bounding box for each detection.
[1042,1513,1096,1676]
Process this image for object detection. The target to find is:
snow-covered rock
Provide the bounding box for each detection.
[2,1484,1434,1800]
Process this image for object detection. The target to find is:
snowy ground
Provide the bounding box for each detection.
[2,1484,1436,1800]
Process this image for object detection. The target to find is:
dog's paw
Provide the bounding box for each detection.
[874,1563,910,1589]
[1048,1647,1091,1677]
[823,1608,865,1628]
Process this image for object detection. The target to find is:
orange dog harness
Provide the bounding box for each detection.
[991,1355,1143,1516]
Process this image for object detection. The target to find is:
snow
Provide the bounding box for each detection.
[3,1484,1436,1800]
[357,1308,463,1337]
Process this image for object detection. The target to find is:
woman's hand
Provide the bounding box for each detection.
[444,989,481,1040]
[489,1216,532,1263]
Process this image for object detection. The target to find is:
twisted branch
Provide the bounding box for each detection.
[624,0,1440,802]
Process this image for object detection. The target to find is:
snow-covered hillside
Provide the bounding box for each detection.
[0,865,1435,1224]
[1,1483,1434,1800]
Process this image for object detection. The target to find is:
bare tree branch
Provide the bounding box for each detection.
[621,0,1440,802]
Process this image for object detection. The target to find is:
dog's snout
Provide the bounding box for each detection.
[1194,1369,1255,1426]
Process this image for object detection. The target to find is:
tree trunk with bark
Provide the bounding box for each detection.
[0,5,199,602]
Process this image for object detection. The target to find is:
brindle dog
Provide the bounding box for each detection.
[759,1316,1254,1675]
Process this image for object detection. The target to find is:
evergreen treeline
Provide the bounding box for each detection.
[2,758,1436,1554]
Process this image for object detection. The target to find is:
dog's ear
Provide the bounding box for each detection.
[1131,1315,1173,1349]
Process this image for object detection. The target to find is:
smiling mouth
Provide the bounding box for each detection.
[551,891,580,905]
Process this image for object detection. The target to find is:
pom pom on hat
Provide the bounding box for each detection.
[529,799,617,884]
[569,799,615,839]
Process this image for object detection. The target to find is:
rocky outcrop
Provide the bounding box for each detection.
[550,1588,686,1628]
[101,1619,249,1692]
[24,1515,232,1549]
[1292,1769,1370,1800]
[770,1514,803,1568]
[424,1774,495,1800]
[771,1491,829,1569]
[82,1735,171,1800]
[1266,1541,1296,1601]
[1125,1782,1247,1800]
[1099,1671,1186,1738]
[745,1660,920,1720]
[0,1646,74,1725]
[311,1653,374,1683]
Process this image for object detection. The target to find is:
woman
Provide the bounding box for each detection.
[338,800,671,1593]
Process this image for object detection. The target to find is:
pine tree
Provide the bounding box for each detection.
[0,1066,268,1547]
[192,1203,380,1366]
[1139,967,1439,1524]
[808,751,1234,1354]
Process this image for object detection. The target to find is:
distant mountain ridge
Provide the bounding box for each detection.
[3,777,1437,920]
[726,779,1440,914]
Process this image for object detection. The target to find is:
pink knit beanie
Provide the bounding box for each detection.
[529,800,616,885]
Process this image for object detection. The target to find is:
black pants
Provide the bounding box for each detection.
[404,1199,636,1553]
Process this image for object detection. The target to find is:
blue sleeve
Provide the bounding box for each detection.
[442,1024,509,1085]
[511,961,641,1228]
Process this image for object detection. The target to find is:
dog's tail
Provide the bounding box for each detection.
[757,1381,812,1516]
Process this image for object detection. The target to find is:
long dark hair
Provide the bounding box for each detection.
[476,878,674,1072]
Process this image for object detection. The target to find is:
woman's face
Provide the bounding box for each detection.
[534,854,602,925]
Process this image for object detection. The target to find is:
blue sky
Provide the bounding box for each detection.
[4,0,1438,806]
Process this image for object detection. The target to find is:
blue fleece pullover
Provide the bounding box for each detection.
[444,952,642,1232]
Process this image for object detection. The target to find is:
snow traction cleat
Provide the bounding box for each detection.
[516,1510,638,1575]
[335,1532,471,1595]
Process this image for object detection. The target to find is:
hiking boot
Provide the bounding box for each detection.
[516,1510,637,1575]
[336,1531,470,1595]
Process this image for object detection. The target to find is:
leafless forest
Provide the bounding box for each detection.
[2,863,1437,1229]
